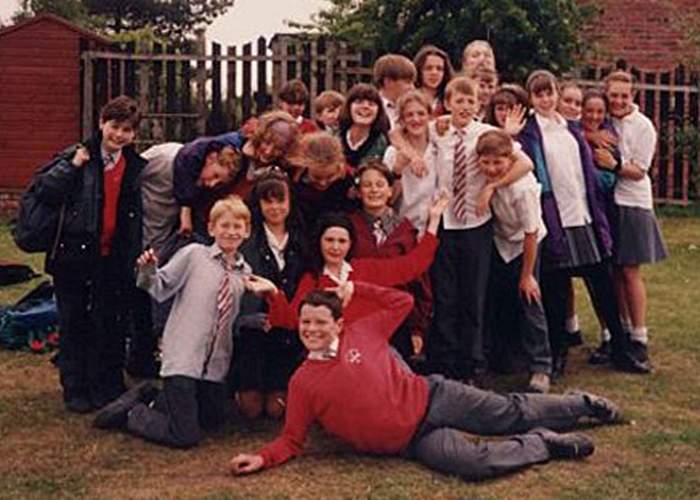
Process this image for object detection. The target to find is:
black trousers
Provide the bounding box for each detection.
[127,375,227,448]
[487,249,552,375]
[54,258,128,403]
[427,222,493,379]
[540,259,628,357]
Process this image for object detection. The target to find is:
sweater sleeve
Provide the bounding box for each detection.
[353,232,438,287]
[257,375,314,468]
[266,272,314,330]
[137,244,194,302]
[352,281,414,341]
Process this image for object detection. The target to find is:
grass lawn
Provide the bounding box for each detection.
[1,214,699,499]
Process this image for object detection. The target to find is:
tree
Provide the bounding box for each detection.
[292,0,596,81]
[13,0,235,44]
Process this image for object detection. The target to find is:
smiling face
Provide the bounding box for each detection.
[208,211,250,255]
[400,99,430,138]
[606,80,634,118]
[100,119,136,154]
[531,88,558,118]
[446,90,479,128]
[298,304,343,352]
[358,168,392,213]
[478,153,512,180]
[198,152,232,189]
[421,54,445,92]
[581,96,607,132]
[350,98,380,127]
[320,226,352,267]
[260,185,290,228]
[558,86,583,120]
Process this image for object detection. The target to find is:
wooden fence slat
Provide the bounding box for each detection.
[195,30,207,135]
[81,53,93,139]
[310,39,318,103]
[324,38,335,91]
[166,45,177,139]
[227,45,237,128]
[242,42,252,120]
[256,36,269,115]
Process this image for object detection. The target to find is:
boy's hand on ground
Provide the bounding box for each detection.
[244,275,278,296]
[71,146,90,168]
[519,274,542,305]
[230,453,264,475]
[136,248,158,268]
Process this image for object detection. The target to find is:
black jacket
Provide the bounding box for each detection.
[35,131,146,278]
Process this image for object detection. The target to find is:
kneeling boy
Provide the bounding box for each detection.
[230,281,623,481]
[95,196,259,448]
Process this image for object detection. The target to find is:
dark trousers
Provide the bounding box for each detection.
[54,258,127,403]
[427,222,492,379]
[487,249,552,375]
[127,287,160,367]
[541,259,628,357]
[127,375,226,448]
[405,375,596,480]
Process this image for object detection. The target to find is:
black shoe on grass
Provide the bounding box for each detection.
[93,382,158,429]
[531,427,595,460]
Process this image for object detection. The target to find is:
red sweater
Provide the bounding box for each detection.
[100,154,126,256]
[266,232,438,329]
[258,282,429,468]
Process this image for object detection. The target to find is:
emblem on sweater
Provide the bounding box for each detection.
[346,348,362,364]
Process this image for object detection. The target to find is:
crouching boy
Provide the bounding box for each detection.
[477,130,553,393]
[94,196,261,448]
[230,281,623,481]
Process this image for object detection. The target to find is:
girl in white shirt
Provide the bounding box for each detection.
[604,70,668,365]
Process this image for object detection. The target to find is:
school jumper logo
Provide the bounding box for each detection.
[346,348,362,364]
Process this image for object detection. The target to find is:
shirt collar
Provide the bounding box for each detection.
[307,336,340,360]
[263,223,289,253]
[323,260,353,285]
[101,148,122,170]
[209,244,246,271]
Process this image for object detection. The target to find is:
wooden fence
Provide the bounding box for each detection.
[81,33,373,146]
[81,37,699,204]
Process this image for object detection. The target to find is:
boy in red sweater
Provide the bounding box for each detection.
[230,281,623,481]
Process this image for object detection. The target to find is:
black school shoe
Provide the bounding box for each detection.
[565,390,625,424]
[530,427,595,460]
[566,330,584,348]
[65,396,93,414]
[93,382,159,429]
[612,349,651,374]
[588,341,611,365]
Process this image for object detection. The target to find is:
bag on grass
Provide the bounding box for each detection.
[0,281,59,352]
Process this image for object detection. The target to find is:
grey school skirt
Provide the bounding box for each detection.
[549,224,605,270]
[614,205,668,265]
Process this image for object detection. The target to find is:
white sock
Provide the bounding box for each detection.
[630,326,648,345]
[565,314,580,334]
[601,328,611,343]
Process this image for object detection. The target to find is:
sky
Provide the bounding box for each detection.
[0,0,329,47]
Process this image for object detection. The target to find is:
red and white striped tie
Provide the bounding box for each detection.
[216,257,235,334]
[452,129,468,223]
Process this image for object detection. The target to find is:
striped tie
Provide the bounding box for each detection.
[216,257,235,334]
[452,129,468,223]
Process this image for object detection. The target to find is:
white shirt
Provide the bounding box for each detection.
[263,223,289,270]
[383,144,438,235]
[323,261,353,285]
[307,336,340,361]
[101,147,123,171]
[611,104,657,209]
[491,173,548,263]
[431,120,510,229]
[345,129,369,151]
[536,113,592,228]
[381,94,399,131]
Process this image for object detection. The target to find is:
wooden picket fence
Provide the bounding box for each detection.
[81,32,373,145]
[81,36,699,204]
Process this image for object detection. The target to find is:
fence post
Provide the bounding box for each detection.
[325,38,335,91]
[138,38,151,142]
[270,35,282,108]
[81,52,94,139]
[195,28,207,135]
[256,36,270,114]
[227,45,238,128]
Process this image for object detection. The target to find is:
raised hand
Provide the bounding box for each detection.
[136,248,158,268]
[244,274,278,296]
[327,280,355,308]
[426,188,450,234]
[71,146,90,168]
[503,104,526,136]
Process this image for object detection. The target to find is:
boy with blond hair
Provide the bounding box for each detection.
[427,77,533,383]
[94,196,267,448]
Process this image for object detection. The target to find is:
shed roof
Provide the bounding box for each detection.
[0,12,112,46]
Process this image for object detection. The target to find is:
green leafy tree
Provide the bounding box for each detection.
[293,0,596,81]
[13,0,234,44]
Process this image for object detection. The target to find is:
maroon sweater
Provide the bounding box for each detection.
[258,282,429,468]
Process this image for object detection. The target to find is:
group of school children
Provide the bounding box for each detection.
[32,37,667,480]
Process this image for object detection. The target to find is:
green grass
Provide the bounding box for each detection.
[1,216,700,499]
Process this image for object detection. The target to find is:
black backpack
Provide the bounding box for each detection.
[12,144,81,254]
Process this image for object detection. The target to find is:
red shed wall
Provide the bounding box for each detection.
[0,18,81,191]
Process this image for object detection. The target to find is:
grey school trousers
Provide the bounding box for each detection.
[404,375,596,480]
[126,375,226,448]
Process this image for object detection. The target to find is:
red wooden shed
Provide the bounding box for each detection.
[0,13,112,192]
